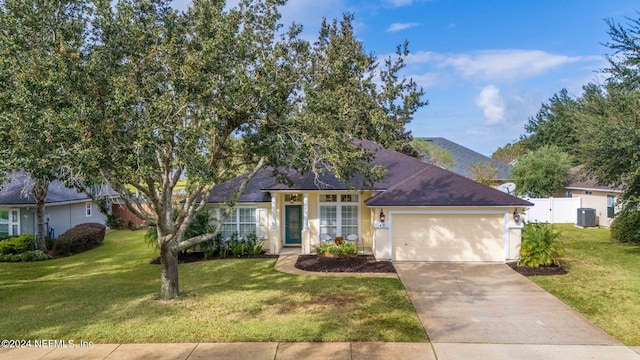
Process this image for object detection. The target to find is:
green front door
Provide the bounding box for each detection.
[285,205,302,245]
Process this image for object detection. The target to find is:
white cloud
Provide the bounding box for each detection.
[405,49,596,82]
[446,50,585,81]
[407,72,439,88]
[476,85,505,125]
[387,22,420,33]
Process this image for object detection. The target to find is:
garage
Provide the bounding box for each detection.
[391,212,506,262]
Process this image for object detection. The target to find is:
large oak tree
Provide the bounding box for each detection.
[71,0,425,300]
[1,0,426,300]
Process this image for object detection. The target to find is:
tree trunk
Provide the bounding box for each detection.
[33,179,49,251]
[160,245,179,300]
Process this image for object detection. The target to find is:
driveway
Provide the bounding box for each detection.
[394,262,622,345]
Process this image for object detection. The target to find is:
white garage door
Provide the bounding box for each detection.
[392,213,505,262]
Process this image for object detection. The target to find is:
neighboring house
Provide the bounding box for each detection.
[415,137,512,182]
[208,139,531,262]
[555,166,623,227]
[0,172,110,238]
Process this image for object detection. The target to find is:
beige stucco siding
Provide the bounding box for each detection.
[390,211,506,262]
[359,192,373,248]
[576,190,619,227]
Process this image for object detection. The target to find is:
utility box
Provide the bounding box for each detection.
[577,208,596,227]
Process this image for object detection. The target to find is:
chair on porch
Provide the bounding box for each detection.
[319,234,332,243]
[345,233,361,252]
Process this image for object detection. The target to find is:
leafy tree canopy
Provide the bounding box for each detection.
[520,89,580,160]
[409,139,455,170]
[512,145,573,198]
[572,14,640,208]
[491,141,526,164]
[468,162,498,186]
[0,0,88,248]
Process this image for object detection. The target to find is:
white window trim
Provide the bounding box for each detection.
[216,207,260,238]
[317,193,361,239]
[85,202,92,217]
[9,209,20,236]
[0,208,20,236]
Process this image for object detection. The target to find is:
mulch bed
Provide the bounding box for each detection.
[149,251,278,264]
[295,255,396,273]
[507,261,568,276]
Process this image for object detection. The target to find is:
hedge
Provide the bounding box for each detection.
[610,210,640,244]
[0,235,36,255]
[53,223,106,255]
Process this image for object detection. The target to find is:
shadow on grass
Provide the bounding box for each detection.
[1,232,426,343]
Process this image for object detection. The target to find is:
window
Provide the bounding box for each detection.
[319,194,359,238]
[10,210,19,236]
[0,209,18,236]
[566,191,573,198]
[85,202,92,217]
[220,208,258,239]
[319,206,337,237]
[585,191,593,195]
[0,209,8,237]
[607,195,615,218]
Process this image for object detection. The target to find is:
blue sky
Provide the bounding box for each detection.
[173,0,638,156]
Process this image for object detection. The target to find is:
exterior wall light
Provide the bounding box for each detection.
[379,210,386,223]
[513,209,521,223]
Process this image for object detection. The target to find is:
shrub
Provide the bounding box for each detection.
[0,250,50,262]
[519,222,564,267]
[0,235,36,255]
[53,223,106,255]
[313,241,358,256]
[105,214,124,229]
[244,232,264,256]
[610,209,640,244]
[330,242,358,256]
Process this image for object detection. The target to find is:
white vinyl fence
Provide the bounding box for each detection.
[523,197,581,224]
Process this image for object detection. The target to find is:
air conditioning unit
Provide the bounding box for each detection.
[577,208,596,227]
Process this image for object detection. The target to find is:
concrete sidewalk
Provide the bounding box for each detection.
[0,342,437,360]
[2,341,638,360]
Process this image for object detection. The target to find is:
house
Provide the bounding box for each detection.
[556,166,623,227]
[0,172,110,238]
[207,139,532,262]
[415,137,512,182]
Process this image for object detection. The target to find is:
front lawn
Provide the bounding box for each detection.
[528,224,640,345]
[0,230,426,343]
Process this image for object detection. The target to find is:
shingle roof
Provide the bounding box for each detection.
[208,139,532,207]
[0,171,113,205]
[364,166,531,207]
[565,165,622,192]
[416,137,512,180]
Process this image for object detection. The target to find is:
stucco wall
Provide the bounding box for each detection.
[46,202,107,238]
[577,190,619,227]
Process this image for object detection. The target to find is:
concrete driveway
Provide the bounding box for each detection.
[395,262,640,359]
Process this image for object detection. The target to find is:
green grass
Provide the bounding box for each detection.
[0,230,426,343]
[528,224,640,345]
